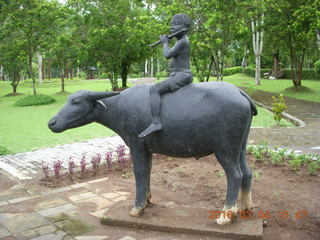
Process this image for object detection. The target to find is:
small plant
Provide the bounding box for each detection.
[68,157,76,176]
[253,169,262,181]
[217,171,225,177]
[0,146,10,156]
[91,153,102,170]
[307,161,320,175]
[53,160,63,178]
[80,153,87,174]
[116,145,126,170]
[270,151,283,165]
[41,161,50,178]
[288,156,302,172]
[271,94,287,126]
[105,151,113,172]
[287,150,296,160]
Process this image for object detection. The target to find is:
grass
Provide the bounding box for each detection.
[0,77,293,154]
[223,74,320,102]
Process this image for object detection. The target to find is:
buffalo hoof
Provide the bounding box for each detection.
[129,206,144,217]
[239,190,253,211]
[216,205,238,225]
[147,199,153,207]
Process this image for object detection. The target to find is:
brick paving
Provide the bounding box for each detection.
[0,136,128,180]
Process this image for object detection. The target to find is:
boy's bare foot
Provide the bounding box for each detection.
[139,123,162,137]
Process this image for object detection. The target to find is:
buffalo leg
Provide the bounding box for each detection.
[146,156,153,207]
[215,150,243,225]
[239,128,253,211]
[129,145,152,217]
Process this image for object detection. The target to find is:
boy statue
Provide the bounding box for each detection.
[139,13,192,138]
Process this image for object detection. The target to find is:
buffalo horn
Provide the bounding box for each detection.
[88,91,120,100]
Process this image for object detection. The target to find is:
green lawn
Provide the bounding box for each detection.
[0,77,293,154]
[223,74,320,102]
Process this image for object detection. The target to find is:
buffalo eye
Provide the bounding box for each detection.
[72,98,81,104]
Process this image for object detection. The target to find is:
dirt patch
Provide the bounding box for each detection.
[35,154,320,240]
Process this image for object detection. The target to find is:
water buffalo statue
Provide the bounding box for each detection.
[48,81,257,224]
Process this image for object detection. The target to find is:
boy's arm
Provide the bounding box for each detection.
[161,36,187,59]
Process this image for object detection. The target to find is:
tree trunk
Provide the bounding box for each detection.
[59,63,65,92]
[144,59,148,77]
[271,51,280,76]
[157,57,160,74]
[121,61,130,88]
[255,55,261,84]
[251,15,264,86]
[0,65,3,81]
[206,56,214,82]
[37,52,43,84]
[28,53,37,95]
[151,57,154,77]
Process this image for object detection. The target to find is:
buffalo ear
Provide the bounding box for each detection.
[88,91,120,101]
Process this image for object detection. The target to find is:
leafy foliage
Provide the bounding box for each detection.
[271,94,287,125]
[0,146,10,155]
[14,95,56,107]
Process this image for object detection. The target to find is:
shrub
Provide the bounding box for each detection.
[14,94,56,107]
[80,153,87,174]
[288,156,302,172]
[41,161,50,178]
[53,160,63,178]
[99,73,108,79]
[272,94,287,125]
[105,151,113,172]
[0,146,10,155]
[315,60,320,76]
[68,157,76,176]
[224,67,242,76]
[155,71,167,80]
[242,67,270,78]
[242,67,319,80]
[307,161,320,175]
[91,153,101,170]
[116,144,126,169]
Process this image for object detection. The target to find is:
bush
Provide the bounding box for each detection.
[155,71,168,80]
[282,68,319,80]
[271,94,287,125]
[99,73,108,79]
[224,67,242,76]
[0,146,10,155]
[242,67,319,80]
[242,67,270,78]
[14,95,56,107]
[314,60,320,76]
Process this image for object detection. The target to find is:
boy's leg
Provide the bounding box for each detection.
[138,80,171,138]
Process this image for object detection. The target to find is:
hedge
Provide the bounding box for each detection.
[242,67,319,80]
[14,94,56,107]
[223,67,243,76]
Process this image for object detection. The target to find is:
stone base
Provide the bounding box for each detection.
[101,200,263,240]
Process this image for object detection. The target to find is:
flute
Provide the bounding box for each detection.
[149,28,188,47]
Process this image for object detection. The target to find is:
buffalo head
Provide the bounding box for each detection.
[48,90,119,133]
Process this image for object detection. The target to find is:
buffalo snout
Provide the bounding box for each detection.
[48,116,64,133]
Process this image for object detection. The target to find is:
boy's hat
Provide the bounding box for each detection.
[172,14,191,28]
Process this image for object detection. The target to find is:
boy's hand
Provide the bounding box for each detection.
[160,35,170,44]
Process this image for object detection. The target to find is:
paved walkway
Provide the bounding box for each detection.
[1,176,214,240]
[0,136,128,180]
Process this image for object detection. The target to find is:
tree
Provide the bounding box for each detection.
[270,0,319,87]
[1,0,65,95]
[82,0,157,89]
[0,0,27,93]
[49,5,76,93]
[0,37,28,93]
